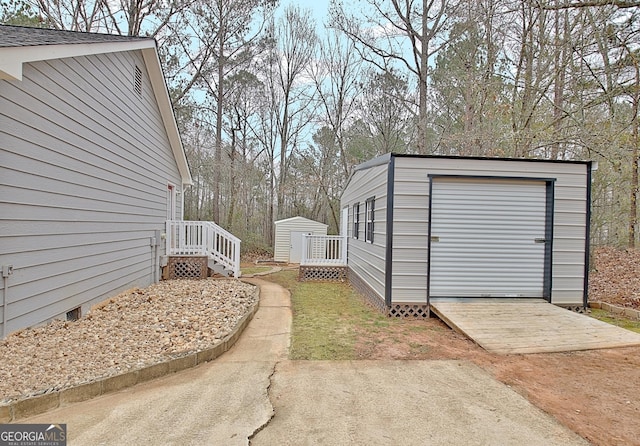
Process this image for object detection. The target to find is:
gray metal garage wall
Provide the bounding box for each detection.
[0,51,184,336]
[341,158,390,304]
[391,156,589,306]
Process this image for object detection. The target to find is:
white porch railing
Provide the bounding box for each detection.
[166,220,241,278]
[300,235,347,266]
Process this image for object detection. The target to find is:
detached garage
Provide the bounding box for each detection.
[341,153,592,316]
[274,217,328,263]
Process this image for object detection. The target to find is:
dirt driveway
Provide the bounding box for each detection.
[356,318,640,446]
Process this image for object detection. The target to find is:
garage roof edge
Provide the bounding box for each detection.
[391,153,591,165]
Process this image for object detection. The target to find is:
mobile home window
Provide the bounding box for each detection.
[365,197,375,243]
[352,203,360,239]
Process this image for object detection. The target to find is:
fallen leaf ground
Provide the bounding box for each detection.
[589,246,640,309]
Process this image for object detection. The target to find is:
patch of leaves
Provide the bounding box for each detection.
[589,247,640,309]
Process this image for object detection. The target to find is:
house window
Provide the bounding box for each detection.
[365,197,375,243]
[352,203,360,239]
[134,65,143,96]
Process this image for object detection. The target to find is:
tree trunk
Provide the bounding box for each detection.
[630,58,639,248]
[278,100,289,220]
[214,19,225,224]
[417,0,429,154]
[227,129,237,230]
[551,7,567,160]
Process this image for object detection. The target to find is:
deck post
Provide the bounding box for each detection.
[342,236,347,265]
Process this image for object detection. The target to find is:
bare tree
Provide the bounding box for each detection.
[357,68,414,154]
[157,0,275,224]
[613,16,640,248]
[28,0,107,31]
[538,0,640,10]
[310,27,365,178]
[430,0,511,156]
[330,0,458,153]
[21,0,189,35]
[268,6,318,221]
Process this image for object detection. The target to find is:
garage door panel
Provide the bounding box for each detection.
[431,261,545,270]
[434,239,543,250]
[430,178,548,298]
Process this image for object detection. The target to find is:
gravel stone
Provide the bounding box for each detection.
[0,278,257,404]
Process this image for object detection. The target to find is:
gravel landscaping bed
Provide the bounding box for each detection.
[0,278,257,404]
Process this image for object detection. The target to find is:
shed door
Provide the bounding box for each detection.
[429,178,549,298]
[290,231,311,263]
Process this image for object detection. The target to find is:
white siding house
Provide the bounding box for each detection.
[274,217,328,263]
[341,153,592,315]
[0,25,192,337]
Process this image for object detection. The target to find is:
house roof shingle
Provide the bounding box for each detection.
[0,24,148,47]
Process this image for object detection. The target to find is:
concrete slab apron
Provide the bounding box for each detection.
[21,279,291,446]
[252,360,589,446]
[21,279,589,446]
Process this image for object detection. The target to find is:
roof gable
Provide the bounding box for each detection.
[275,216,328,227]
[0,25,192,186]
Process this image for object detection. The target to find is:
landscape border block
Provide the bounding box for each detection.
[168,354,198,373]
[59,380,103,405]
[137,361,171,383]
[12,392,59,420]
[590,301,640,320]
[196,341,227,364]
[101,370,139,395]
[0,404,11,423]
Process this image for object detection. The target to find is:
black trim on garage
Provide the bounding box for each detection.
[426,177,434,309]
[583,162,593,308]
[543,181,555,302]
[384,155,395,307]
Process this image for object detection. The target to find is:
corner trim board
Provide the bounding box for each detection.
[384,155,395,307]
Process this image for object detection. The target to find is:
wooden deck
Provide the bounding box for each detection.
[430,299,640,354]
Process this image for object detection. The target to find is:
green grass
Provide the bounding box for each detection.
[267,270,640,359]
[241,266,273,275]
[589,309,640,334]
[267,270,394,360]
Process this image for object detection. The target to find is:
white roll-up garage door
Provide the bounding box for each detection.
[429,177,548,298]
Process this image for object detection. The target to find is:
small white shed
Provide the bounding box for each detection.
[274,217,328,263]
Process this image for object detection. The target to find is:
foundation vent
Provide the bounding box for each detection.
[66,307,81,322]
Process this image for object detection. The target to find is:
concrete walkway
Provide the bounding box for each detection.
[22,278,588,445]
[21,278,290,445]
